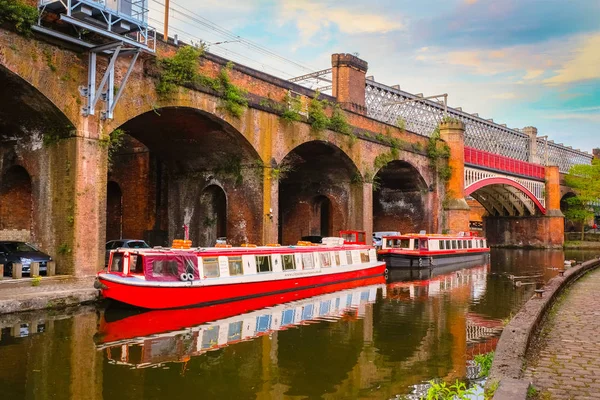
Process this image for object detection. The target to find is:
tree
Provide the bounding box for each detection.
[564,158,600,240]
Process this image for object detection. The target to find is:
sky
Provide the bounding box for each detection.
[149,0,600,153]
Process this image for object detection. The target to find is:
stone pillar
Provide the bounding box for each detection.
[439,121,470,234]
[331,53,368,114]
[262,163,279,245]
[522,126,538,164]
[545,165,564,247]
[593,148,600,160]
[357,182,373,244]
[71,134,108,276]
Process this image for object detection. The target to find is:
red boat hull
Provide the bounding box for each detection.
[96,275,386,344]
[98,264,386,309]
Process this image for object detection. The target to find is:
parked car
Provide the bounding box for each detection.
[373,231,401,248]
[0,241,52,277]
[105,239,150,266]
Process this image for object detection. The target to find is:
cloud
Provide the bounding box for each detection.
[492,92,517,100]
[277,1,403,43]
[544,34,600,85]
[523,69,545,80]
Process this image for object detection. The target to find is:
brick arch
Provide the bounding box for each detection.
[0,165,32,241]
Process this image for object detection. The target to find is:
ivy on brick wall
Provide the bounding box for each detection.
[0,0,38,35]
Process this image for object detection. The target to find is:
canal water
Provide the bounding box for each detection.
[1,249,598,400]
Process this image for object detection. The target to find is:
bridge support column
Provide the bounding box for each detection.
[263,164,279,245]
[356,182,373,244]
[67,128,108,276]
[439,121,470,234]
[544,165,565,246]
[331,53,368,114]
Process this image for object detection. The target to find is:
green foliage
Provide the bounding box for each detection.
[329,105,351,134]
[427,126,452,183]
[218,62,248,118]
[485,380,500,400]
[412,142,424,152]
[0,0,38,35]
[526,384,539,399]
[281,91,302,123]
[214,154,244,185]
[375,133,386,142]
[100,128,125,170]
[156,45,204,96]
[441,116,461,124]
[43,49,57,72]
[308,92,330,133]
[396,117,406,131]
[58,243,72,255]
[271,158,295,181]
[421,380,474,400]
[363,132,373,139]
[31,275,42,287]
[564,159,600,239]
[348,133,357,148]
[474,351,494,377]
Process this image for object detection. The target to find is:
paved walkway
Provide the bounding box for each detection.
[524,268,600,399]
[0,276,98,314]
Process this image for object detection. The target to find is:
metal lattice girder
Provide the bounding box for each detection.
[365,79,593,173]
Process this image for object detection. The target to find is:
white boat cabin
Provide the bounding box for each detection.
[381,235,488,252]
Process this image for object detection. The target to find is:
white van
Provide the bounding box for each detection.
[373,231,401,248]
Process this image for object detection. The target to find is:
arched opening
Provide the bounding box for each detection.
[0,166,32,241]
[314,195,332,237]
[373,160,429,233]
[278,141,360,245]
[465,178,545,218]
[109,107,263,247]
[561,192,581,233]
[106,181,123,241]
[197,185,227,246]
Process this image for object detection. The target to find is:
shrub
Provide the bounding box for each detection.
[0,0,38,35]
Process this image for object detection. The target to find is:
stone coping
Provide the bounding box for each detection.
[489,257,600,399]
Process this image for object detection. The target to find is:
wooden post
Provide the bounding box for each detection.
[12,263,22,279]
[163,0,170,41]
[0,264,3,279]
[47,261,56,276]
[31,262,40,277]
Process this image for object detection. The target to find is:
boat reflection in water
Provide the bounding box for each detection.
[95,276,386,368]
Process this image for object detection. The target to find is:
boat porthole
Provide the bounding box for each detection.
[187,273,194,281]
[179,272,189,281]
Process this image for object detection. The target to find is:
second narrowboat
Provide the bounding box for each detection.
[378,233,490,268]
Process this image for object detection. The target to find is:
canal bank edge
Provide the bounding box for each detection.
[489,257,600,399]
[0,277,100,315]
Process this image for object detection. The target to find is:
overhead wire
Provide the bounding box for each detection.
[148,0,319,77]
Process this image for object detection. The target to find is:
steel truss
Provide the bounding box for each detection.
[365,80,593,173]
[80,42,140,120]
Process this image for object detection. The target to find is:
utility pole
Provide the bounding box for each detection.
[163,0,170,41]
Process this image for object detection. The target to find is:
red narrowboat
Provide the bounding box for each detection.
[377,233,490,269]
[96,237,386,309]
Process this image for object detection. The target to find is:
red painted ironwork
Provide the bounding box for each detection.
[464,177,546,214]
[464,146,545,180]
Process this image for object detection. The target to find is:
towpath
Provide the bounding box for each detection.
[524,268,600,399]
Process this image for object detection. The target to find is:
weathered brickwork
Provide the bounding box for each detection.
[0,166,32,233]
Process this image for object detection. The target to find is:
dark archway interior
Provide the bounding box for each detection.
[196,185,227,247]
[106,181,123,241]
[279,141,359,245]
[110,107,263,246]
[373,160,428,234]
[0,65,74,142]
[0,165,32,233]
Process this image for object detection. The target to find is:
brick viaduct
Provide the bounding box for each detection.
[0,24,565,276]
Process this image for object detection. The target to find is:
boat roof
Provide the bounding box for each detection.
[383,233,485,240]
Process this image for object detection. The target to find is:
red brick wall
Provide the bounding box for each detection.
[373,189,427,234]
[106,181,122,240]
[484,215,564,248]
[0,166,32,232]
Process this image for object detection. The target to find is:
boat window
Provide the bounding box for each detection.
[228,256,243,276]
[130,254,143,273]
[110,253,124,273]
[483,240,487,247]
[445,240,450,249]
[152,260,178,277]
[479,239,483,248]
[419,239,428,250]
[256,315,272,332]
[468,240,473,249]
[452,240,457,249]
[228,321,243,342]
[201,326,219,349]
[440,240,445,250]
[282,254,295,270]
[302,253,315,269]
[346,250,353,265]
[256,255,272,273]
[320,252,331,267]
[334,252,341,266]
[357,232,365,243]
[360,250,370,263]
[458,241,462,249]
[202,257,220,278]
